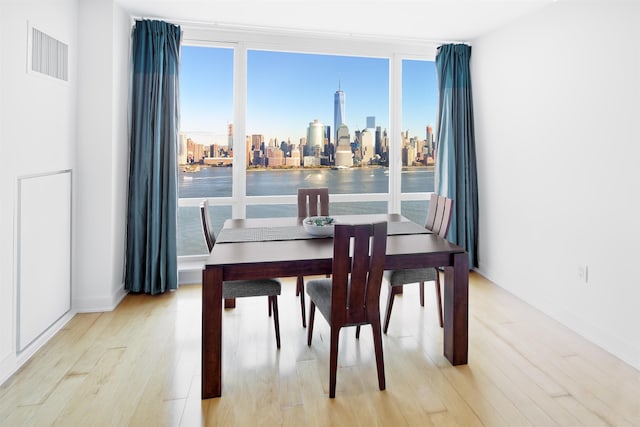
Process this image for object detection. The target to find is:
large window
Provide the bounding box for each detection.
[247,50,389,194]
[178,46,234,256]
[177,34,438,258]
[400,59,438,225]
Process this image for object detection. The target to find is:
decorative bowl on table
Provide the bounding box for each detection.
[303,216,336,237]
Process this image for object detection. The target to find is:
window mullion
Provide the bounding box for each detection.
[388,54,402,214]
[232,43,247,219]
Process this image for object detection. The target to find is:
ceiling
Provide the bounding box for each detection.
[113,0,557,42]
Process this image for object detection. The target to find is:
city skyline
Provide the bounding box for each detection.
[179,45,438,146]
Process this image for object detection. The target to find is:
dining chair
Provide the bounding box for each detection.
[296,187,330,328]
[306,221,388,398]
[199,200,282,348]
[382,193,453,333]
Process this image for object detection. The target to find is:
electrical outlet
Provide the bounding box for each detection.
[577,265,589,284]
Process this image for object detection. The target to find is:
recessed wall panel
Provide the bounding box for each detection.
[18,170,71,352]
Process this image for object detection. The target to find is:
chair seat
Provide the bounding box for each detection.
[223,278,281,299]
[305,278,333,321]
[385,268,437,286]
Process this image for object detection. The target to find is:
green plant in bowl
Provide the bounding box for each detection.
[303,216,336,236]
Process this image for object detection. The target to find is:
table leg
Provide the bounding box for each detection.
[202,267,223,398]
[443,252,469,365]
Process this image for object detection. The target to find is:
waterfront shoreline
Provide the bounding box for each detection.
[183,164,435,172]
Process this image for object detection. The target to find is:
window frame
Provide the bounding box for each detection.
[178,25,439,263]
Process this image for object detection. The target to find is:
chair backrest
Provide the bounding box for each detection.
[199,200,216,253]
[425,194,454,239]
[330,222,388,327]
[424,193,439,231]
[297,187,329,218]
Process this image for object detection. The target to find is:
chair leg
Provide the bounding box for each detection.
[355,325,361,339]
[297,276,306,328]
[419,281,425,307]
[329,327,340,398]
[224,298,236,308]
[383,285,399,334]
[435,274,444,328]
[307,302,316,346]
[268,298,272,317]
[370,317,386,392]
[270,296,281,349]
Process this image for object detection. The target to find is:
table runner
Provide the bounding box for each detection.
[216,220,430,244]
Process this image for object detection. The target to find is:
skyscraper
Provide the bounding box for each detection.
[335,124,352,168]
[426,125,434,157]
[334,86,345,144]
[360,128,374,164]
[366,116,375,129]
[307,119,324,157]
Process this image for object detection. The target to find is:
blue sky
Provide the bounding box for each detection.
[180,45,437,144]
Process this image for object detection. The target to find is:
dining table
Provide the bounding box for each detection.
[201,213,469,399]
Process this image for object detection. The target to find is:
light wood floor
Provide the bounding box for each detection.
[1,273,639,426]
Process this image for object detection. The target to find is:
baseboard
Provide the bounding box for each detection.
[0,352,16,387]
[0,309,76,387]
[179,268,202,285]
[1,272,199,388]
[178,258,205,285]
[475,266,640,372]
[72,286,127,313]
[534,299,640,372]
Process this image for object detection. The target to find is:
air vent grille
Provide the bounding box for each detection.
[31,27,68,81]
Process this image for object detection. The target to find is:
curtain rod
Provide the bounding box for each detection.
[130,15,467,47]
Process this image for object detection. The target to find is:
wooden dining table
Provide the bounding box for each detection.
[201,213,469,399]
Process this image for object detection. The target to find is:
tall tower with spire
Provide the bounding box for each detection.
[334,81,345,145]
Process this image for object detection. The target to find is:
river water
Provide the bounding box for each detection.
[178,166,435,255]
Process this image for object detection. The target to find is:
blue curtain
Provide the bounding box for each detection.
[435,44,479,268]
[125,20,181,294]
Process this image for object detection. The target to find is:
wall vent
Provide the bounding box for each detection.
[30,26,68,82]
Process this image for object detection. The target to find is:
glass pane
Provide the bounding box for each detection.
[178,205,232,256]
[179,45,234,198]
[330,201,387,215]
[179,166,232,198]
[178,46,234,257]
[401,200,430,226]
[247,50,389,195]
[246,167,389,196]
[401,59,437,193]
[247,204,297,218]
[246,202,387,219]
[401,168,435,193]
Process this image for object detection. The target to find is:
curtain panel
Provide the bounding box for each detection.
[435,44,479,268]
[125,20,181,294]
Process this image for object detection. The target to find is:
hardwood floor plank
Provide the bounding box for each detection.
[468,332,563,426]
[53,346,128,426]
[469,324,580,426]
[173,375,207,427]
[281,404,306,427]
[493,320,637,426]
[0,312,102,408]
[554,394,612,427]
[1,273,639,426]
[390,339,484,426]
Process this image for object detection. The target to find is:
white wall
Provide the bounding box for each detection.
[473,1,640,369]
[0,0,130,385]
[0,0,78,383]
[74,0,129,312]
